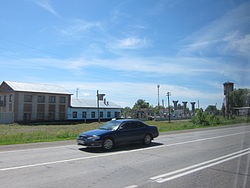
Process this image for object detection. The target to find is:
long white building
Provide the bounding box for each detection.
[67,99,121,120]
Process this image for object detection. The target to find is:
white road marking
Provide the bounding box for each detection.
[150,148,250,180]
[0,131,249,171]
[151,148,250,183]
[124,185,138,188]
[0,144,75,154]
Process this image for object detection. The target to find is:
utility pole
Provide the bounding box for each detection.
[97,90,105,123]
[97,90,100,123]
[166,92,171,123]
[157,85,160,107]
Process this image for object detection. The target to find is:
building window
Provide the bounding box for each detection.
[59,105,65,113]
[0,96,3,107]
[48,104,55,120]
[73,111,77,118]
[60,96,66,103]
[91,112,95,118]
[37,103,45,120]
[115,112,120,118]
[107,111,111,118]
[9,95,12,102]
[23,113,31,121]
[82,112,87,118]
[23,104,32,112]
[59,105,66,120]
[4,96,7,105]
[9,103,12,112]
[49,96,56,103]
[37,113,45,120]
[37,95,45,103]
[24,95,32,102]
[37,104,45,114]
[0,96,5,107]
[100,111,103,118]
[48,112,55,120]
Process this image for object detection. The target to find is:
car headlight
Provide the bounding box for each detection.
[88,135,100,141]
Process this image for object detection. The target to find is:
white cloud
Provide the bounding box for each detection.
[54,81,223,108]
[60,19,102,37]
[2,54,249,79]
[17,56,218,75]
[223,33,250,58]
[33,0,60,17]
[178,1,250,59]
[109,37,148,49]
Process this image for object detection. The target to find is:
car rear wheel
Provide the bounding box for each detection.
[103,138,114,150]
[144,134,152,145]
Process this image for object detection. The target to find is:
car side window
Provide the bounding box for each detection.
[120,122,132,130]
[137,122,146,128]
[130,121,144,128]
[120,121,145,130]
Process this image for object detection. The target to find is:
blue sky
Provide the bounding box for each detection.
[0,0,249,109]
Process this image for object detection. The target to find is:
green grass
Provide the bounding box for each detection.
[0,122,100,145]
[145,120,198,132]
[0,116,249,145]
[146,116,249,132]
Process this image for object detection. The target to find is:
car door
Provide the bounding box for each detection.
[129,121,146,141]
[115,122,136,145]
[115,121,146,145]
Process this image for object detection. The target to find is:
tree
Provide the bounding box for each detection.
[132,99,154,119]
[229,89,250,107]
[205,105,219,115]
[133,99,150,110]
[121,107,132,118]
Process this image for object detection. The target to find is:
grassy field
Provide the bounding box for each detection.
[0,122,100,145]
[0,116,249,145]
[146,116,249,132]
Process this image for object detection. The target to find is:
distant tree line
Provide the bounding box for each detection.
[122,99,189,119]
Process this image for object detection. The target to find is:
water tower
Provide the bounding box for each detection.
[223,82,234,96]
[223,82,234,118]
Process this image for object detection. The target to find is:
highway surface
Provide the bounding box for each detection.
[0,124,249,188]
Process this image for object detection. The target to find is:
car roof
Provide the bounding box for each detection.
[113,119,142,122]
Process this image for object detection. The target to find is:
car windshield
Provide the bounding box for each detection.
[99,121,121,130]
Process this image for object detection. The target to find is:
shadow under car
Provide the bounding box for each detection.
[78,142,163,153]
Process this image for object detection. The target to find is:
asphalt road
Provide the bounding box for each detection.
[0,124,249,188]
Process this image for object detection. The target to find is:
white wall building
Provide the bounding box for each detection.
[67,98,122,120]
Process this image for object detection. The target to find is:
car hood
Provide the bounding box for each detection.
[80,129,113,136]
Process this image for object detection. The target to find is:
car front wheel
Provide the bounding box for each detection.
[103,138,114,150]
[143,134,152,145]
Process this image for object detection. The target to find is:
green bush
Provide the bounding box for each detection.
[192,109,221,126]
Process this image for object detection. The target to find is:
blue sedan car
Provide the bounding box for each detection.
[77,119,159,150]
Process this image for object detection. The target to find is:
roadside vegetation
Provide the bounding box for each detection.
[0,115,249,145]
[0,122,100,145]
[150,114,248,132]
